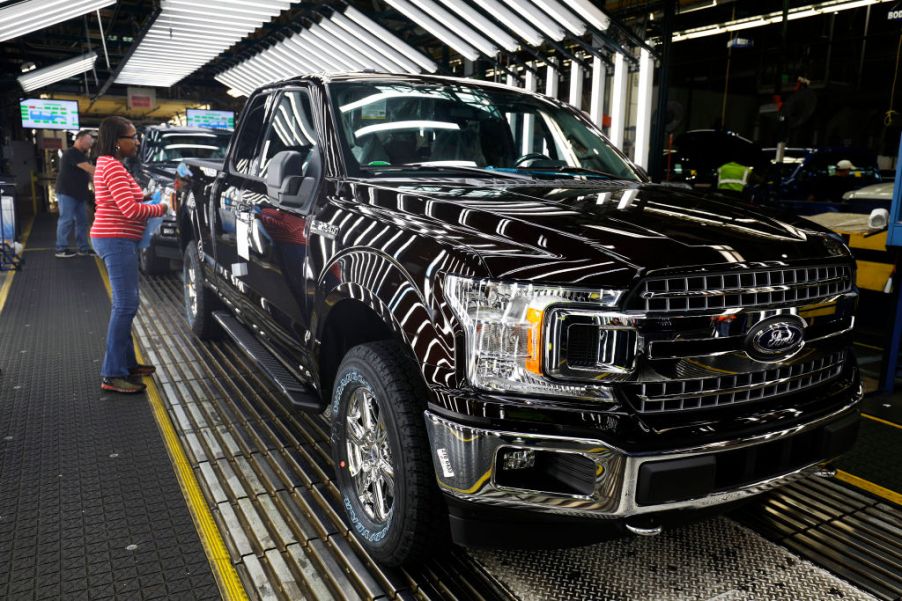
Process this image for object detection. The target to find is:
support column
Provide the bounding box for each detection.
[634,48,655,168]
[569,61,584,110]
[609,52,628,149]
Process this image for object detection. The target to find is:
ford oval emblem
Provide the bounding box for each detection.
[745,316,805,361]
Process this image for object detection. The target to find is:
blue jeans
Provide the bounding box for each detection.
[92,237,139,378]
[56,193,91,253]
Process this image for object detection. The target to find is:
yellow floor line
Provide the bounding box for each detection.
[853,341,883,351]
[94,257,248,601]
[862,413,902,431]
[0,218,34,317]
[835,470,902,506]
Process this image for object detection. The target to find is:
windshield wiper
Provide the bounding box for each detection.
[543,166,625,179]
[365,163,534,180]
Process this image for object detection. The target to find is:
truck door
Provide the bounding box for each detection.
[212,92,271,292]
[240,87,320,371]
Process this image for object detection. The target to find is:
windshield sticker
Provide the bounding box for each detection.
[361,99,387,120]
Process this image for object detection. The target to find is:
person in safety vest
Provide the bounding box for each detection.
[717,161,751,194]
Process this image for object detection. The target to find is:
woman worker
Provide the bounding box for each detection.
[90,116,168,393]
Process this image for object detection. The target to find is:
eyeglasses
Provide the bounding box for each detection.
[119,134,139,141]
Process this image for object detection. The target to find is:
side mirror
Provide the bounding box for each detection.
[265,148,321,210]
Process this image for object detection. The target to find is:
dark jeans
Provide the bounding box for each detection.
[56,193,91,253]
[92,237,139,378]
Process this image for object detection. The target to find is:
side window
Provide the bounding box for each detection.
[231,94,269,175]
[258,89,318,179]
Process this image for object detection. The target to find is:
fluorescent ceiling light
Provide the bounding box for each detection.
[467,0,544,47]
[436,0,519,52]
[501,0,566,41]
[565,0,610,31]
[0,0,116,43]
[384,0,481,61]
[405,0,501,57]
[528,0,587,36]
[18,52,97,91]
[318,18,407,72]
[329,11,422,73]
[226,88,246,98]
[343,6,438,72]
[116,0,292,87]
[674,0,890,41]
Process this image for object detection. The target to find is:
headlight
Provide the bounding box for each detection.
[443,274,626,398]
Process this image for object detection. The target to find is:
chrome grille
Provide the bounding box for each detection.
[636,264,853,313]
[627,351,846,414]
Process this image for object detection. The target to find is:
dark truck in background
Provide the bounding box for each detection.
[178,73,862,566]
[131,125,231,273]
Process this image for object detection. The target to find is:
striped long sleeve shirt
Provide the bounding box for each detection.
[90,155,165,240]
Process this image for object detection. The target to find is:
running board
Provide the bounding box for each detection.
[212,311,324,412]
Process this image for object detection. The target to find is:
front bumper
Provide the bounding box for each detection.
[149,216,181,259]
[424,382,862,520]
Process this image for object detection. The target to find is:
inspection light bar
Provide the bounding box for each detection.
[501,0,566,42]
[18,52,97,92]
[116,0,292,87]
[436,0,520,52]
[0,0,116,43]
[673,0,890,41]
[401,0,501,57]
[384,0,482,61]
[528,0,587,36]
[215,7,438,96]
[468,0,544,47]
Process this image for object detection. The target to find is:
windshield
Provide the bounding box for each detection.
[146,132,230,162]
[329,80,640,181]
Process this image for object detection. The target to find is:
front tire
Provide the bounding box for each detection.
[183,242,220,340]
[331,341,446,566]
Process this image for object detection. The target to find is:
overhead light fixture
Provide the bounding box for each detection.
[226,88,245,98]
[468,0,544,47]
[343,6,437,72]
[528,0,587,36]
[0,0,116,44]
[384,0,482,61]
[20,62,36,73]
[673,0,890,41]
[214,7,438,96]
[399,0,501,57]
[116,0,292,88]
[565,0,610,31]
[501,0,566,41]
[18,52,97,92]
[436,0,519,52]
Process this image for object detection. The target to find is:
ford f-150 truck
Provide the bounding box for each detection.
[178,73,862,566]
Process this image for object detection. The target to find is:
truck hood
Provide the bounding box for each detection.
[351,180,850,289]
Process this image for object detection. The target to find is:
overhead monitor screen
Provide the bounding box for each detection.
[186,109,235,130]
[20,99,80,130]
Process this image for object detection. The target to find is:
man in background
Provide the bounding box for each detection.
[55,130,96,258]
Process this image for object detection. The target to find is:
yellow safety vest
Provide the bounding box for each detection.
[717,162,750,192]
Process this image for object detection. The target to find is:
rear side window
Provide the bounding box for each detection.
[258,89,318,179]
[231,94,269,175]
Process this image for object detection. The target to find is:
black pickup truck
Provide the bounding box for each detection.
[131,125,231,273]
[178,73,862,566]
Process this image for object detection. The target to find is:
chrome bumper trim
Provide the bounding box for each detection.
[423,387,862,518]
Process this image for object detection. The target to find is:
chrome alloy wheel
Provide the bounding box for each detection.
[345,386,395,523]
[184,260,198,319]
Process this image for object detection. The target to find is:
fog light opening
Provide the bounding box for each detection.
[495,448,597,496]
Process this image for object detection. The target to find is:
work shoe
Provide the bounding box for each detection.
[55,249,77,258]
[101,377,146,394]
[77,248,96,256]
[129,364,156,376]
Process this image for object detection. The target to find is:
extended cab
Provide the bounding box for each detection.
[179,74,862,566]
[132,125,231,273]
